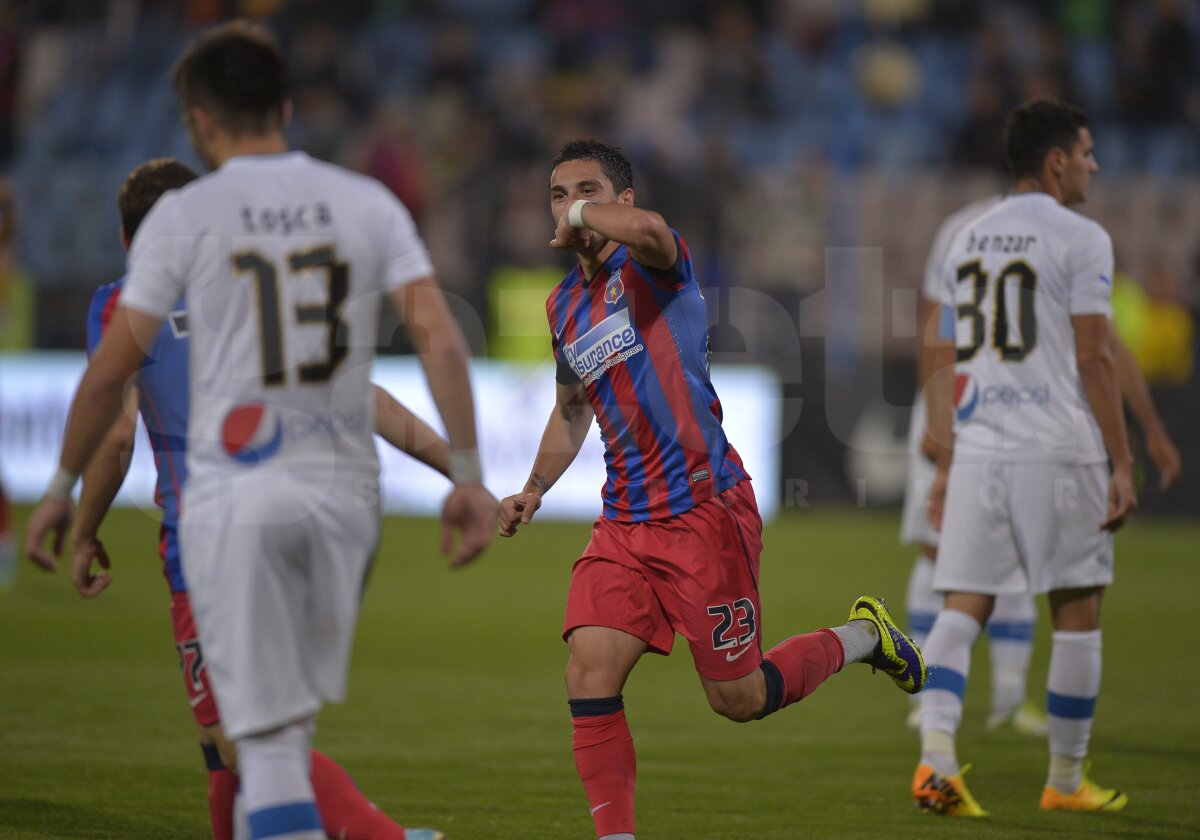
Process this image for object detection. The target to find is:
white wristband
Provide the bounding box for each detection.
[567,199,592,230]
[449,449,483,485]
[46,466,79,501]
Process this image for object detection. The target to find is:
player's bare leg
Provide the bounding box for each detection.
[566,626,645,840]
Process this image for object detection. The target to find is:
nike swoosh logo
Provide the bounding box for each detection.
[189,693,209,708]
[725,645,753,662]
[590,802,612,815]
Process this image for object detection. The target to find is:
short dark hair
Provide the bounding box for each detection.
[1004,99,1089,179]
[172,20,287,135]
[119,158,199,238]
[552,139,633,194]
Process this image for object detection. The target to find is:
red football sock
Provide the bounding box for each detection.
[310,749,407,840]
[207,767,238,840]
[570,698,636,839]
[763,629,844,710]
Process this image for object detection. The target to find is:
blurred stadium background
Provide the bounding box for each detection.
[0,0,1196,514]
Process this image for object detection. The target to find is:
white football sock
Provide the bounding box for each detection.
[905,554,942,651]
[238,721,323,840]
[987,592,1037,719]
[831,619,878,664]
[919,609,983,777]
[1046,630,1101,793]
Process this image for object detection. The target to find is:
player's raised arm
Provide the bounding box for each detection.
[1073,313,1136,530]
[1107,322,1182,490]
[553,199,677,270]
[499,380,594,537]
[389,277,495,567]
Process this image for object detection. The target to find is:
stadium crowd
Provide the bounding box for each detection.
[1,0,1196,374]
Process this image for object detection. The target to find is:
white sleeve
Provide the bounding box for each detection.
[922,216,957,304]
[120,194,191,318]
[1066,223,1114,317]
[376,187,435,292]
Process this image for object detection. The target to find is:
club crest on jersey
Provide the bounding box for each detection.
[221,402,283,465]
[564,307,644,385]
[604,268,624,305]
[955,373,979,421]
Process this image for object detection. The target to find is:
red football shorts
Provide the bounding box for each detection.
[171,590,220,727]
[564,479,765,681]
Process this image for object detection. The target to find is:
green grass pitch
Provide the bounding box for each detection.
[2,504,1198,839]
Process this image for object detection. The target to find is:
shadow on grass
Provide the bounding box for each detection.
[0,798,193,839]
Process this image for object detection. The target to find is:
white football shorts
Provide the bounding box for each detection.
[933,459,1113,596]
[179,470,380,739]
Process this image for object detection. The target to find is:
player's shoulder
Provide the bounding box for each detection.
[1043,201,1111,252]
[88,276,126,312]
[940,195,1002,238]
[289,154,398,205]
[546,267,579,308]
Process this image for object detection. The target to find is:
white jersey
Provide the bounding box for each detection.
[121,151,434,484]
[935,192,1113,463]
[922,196,1001,303]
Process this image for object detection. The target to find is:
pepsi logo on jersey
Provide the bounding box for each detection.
[955,372,1051,422]
[954,373,980,421]
[221,402,284,465]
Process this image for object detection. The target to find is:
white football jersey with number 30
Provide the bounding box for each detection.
[936,192,1113,464]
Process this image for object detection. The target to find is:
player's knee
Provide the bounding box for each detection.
[706,691,760,723]
[564,657,617,697]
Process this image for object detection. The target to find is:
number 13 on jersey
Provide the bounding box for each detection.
[232,245,349,387]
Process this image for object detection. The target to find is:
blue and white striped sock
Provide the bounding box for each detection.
[1046,629,1102,793]
[905,555,941,651]
[987,592,1037,719]
[237,722,323,840]
[919,609,983,777]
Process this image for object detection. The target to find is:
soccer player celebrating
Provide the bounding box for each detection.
[26,157,464,840]
[915,99,1136,816]
[24,22,494,840]
[499,139,927,840]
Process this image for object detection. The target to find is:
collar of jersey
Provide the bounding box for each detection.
[579,243,626,287]
[221,150,309,168]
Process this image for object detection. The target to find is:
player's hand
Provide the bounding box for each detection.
[926,467,949,532]
[69,532,111,598]
[550,214,592,254]
[1145,428,1182,491]
[1101,463,1137,532]
[440,483,497,569]
[23,496,74,572]
[499,490,543,537]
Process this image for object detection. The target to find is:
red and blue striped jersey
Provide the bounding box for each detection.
[87,278,190,593]
[548,231,748,522]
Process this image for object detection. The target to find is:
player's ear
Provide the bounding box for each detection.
[619,187,635,207]
[189,105,216,140]
[1048,146,1066,175]
[119,224,130,251]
